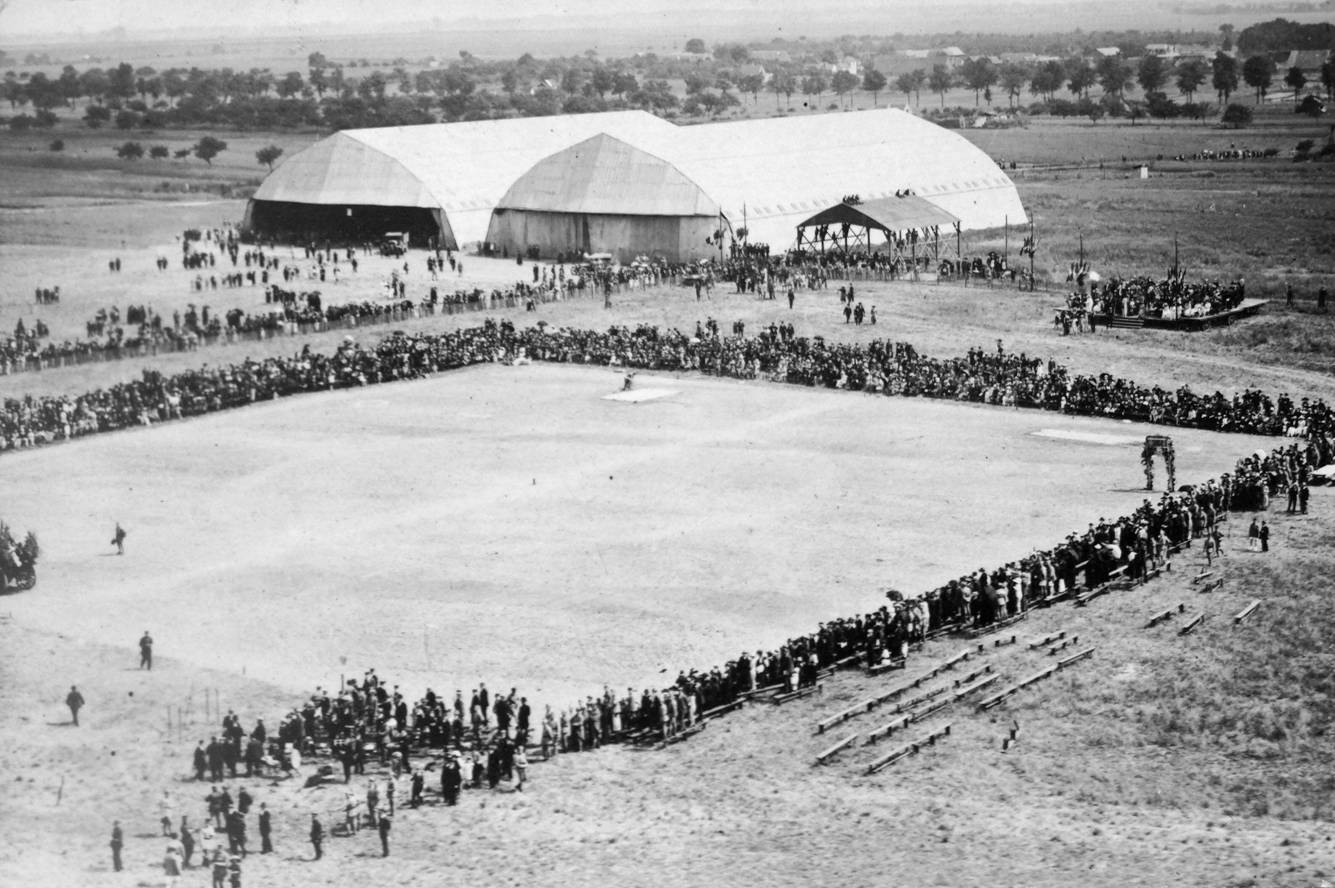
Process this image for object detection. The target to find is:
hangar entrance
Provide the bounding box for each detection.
[242,200,454,249]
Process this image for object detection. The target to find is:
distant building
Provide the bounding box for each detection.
[1144,44,1178,59]
[1282,49,1332,77]
[1095,47,1121,58]
[736,63,770,84]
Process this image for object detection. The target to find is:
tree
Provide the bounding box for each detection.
[1323,57,1335,100]
[193,135,227,166]
[79,67,109,104]
[960,57,998,107]
[590,66,614,99]
[801,72,827,103]
[1029,60,1065,101]
[998,62,1028,107]
[255,144,283,170]
[831,70,859,107]
[1221,102,1253,127]
[684,38,706,54]
[1096,56,1134,98]
[1212,52,1240,104]
[862,68,886,106]
[738,73,765,104]
[116,141,144,160]
[1219,23,1235,52]
[895,71,917,105]
[108,62,136,99]
[1284,65,1307,104]
[1242,54,1275,104]
[1066,59,1096,99]
[1138,54,1167,94]
[308,52,329,69]
[115,109,141,129]
[83,104,111,128]
[1176,59,1208,102]
[770,70,796,108]
[927,64,953,108]
[149,144,169,159]
[49,138,64,151]
[611,71,638,97]
[909,69,927,106]
[58,65,82,104]
[277,71,304,99]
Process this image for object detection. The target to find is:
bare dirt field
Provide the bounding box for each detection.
[3,113,1335,888]
[0,362,1284,707]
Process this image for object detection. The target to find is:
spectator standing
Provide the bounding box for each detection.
[110,821,124,872]
[66,685,84,726]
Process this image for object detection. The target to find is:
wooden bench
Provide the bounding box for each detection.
[1200,578,1224,594]
[1029,630,1067,650]
[1192,570,1216,585]
[770,683,822,705]
[977,665,1061,711]
[953,664,993,688]
[1178,613,1206,636]
[740,682,784,700]
[1233,599,1261,625]
[965,612,1027,638]
[699,699,745,721]
[865,724,952,774]
[815,699,877,735]
[864,714,911,745]
[1047,635,1080,656]
[865,657,907,677]
[813,732,859,765]
[1057,646,1096,669]
[1145,603,1185,628]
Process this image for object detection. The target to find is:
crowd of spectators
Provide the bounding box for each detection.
[1088,274,1249,320]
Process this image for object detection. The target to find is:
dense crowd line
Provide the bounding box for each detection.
[29,319,1324,875]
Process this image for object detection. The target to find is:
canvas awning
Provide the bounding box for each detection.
[796,195,959,235]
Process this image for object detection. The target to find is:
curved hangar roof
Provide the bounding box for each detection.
[252,108,1025,246]
[495,134,719,218]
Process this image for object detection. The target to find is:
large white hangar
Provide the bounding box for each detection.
[244,108,1027,253]
[486,134,722,263]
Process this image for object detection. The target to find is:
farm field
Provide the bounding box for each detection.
[2,99,1335,888]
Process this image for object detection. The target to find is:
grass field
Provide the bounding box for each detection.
[4,106,1335,888]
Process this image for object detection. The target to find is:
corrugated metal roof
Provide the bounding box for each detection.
[496,134,719,217]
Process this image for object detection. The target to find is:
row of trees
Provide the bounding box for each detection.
[883,52,1335,110]
[4,48,1332,133]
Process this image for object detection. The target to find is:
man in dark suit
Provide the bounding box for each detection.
[110,821,123,871]
[309,814,323,860]
[258,804,273,854]
[66,686,84,726]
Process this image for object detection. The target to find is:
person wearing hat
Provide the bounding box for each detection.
[308,813,323,860]
[110,821,124,872]
[257,804,272,854]
[376,804,392,857]
[441,755,461,806]
[66,685,84,726]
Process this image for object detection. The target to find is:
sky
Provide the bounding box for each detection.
[1,0,1316,42]
[2,0,1142,39]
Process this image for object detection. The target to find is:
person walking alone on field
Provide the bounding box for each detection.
[258,804,272,854]
[1260,521,1270,553]
[66,685,85,726]
[112,522,127,555]
[376,805,391,857]
[140,630,154,670]
[110,821,124,872]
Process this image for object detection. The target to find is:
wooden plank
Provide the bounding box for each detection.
[1192,570,1217,585]
[814,732,859,764]
[953,672,1001,700]
[1029,630,1067,650]
[866,657,906,676]
[1145,603,1185,629]
[1047,635,1080,656]
[954,664,993,688]
[815,698,875,734]
[864,714,911,745]
[1200,578,1224,594]
[832,652,863,670]
[992,634,1019,648]
[892,685,947,715]
[700,699,745,720]
[1178,614,1206,636]
[865,724,952,774]
[1057,647,1096,669]
[770,683,821,705]
[1233,600,1261,624]
[1019,665,1059,688]
[740,682,784,700]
